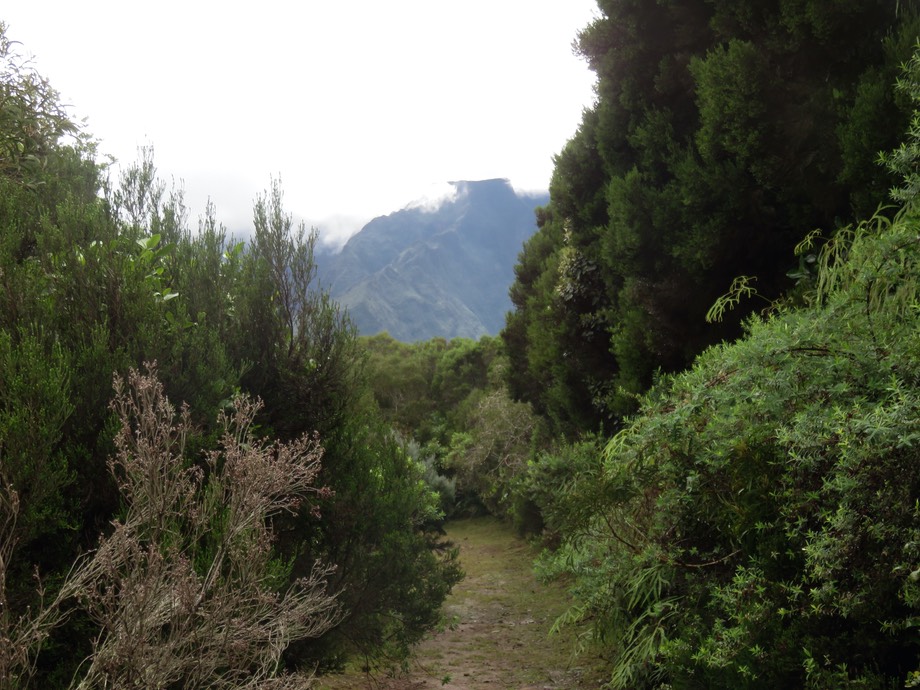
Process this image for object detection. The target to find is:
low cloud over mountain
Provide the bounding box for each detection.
[317,179,547,341]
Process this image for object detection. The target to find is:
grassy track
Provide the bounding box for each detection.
[318,516,607,689]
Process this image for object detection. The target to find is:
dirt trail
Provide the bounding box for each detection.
[318,517,606,690]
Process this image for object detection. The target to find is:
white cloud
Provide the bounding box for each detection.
[313,214,370,253]
[3,1,598,243]
[404,181,463,212]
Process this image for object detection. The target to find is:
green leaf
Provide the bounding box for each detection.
[137,234,161,251]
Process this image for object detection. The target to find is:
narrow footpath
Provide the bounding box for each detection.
[319,516,607,690]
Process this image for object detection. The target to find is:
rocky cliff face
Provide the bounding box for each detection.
[318,179,547,341]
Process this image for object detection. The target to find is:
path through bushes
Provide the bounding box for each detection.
[319,516,606,689]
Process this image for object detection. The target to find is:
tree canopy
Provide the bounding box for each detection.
[504,0,920,435]
[499,4,920,686]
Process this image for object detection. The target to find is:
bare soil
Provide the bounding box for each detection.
[317,516,607,690]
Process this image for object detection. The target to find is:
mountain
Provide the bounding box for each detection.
[318,179,548,342]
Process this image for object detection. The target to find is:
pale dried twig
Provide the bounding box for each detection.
[71,364,341,690]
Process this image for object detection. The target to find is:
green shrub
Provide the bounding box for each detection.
[541,210,920,688]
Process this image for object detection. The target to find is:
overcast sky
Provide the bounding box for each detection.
[4,1,598,246]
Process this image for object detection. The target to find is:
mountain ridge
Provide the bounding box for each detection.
[317,179,547,341]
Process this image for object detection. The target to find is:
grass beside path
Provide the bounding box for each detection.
[317,516,607,690]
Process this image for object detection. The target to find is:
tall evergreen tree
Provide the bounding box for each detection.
[505,0,920,435]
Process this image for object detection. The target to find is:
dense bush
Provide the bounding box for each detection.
[360,333,544,521]
[1,366,342,690]
[536,210,920,687]
[504,1,920,437]
[0,23,460,685]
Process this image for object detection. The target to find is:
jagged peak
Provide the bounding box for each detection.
[316,180,548,341]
